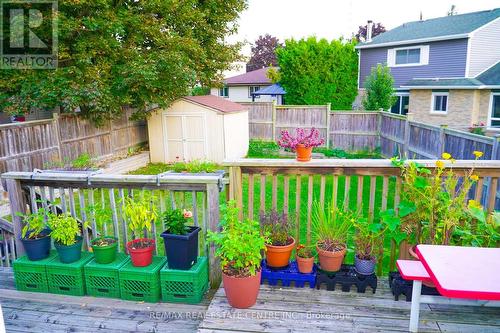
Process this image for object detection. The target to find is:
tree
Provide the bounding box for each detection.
[246,34,282,72]
[355,23,386,42]
[362,64,396,111]
[275,37,358,109]
[0,0,247,124]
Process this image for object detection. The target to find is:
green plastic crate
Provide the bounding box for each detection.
[46,252,93,296]
[160,257,208,304]
[12,251,58,293]
[119,256,166,303]
[84,253,129,298]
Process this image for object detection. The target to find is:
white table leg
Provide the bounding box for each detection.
[409,280,422,333]
[0,304,5,333]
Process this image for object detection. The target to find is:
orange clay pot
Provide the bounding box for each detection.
[296,255,315,274]
[265,237,296,268]
[296,144,312,162]
[409,245,436,288]
[223,269,261,309]
[316,244,346,272]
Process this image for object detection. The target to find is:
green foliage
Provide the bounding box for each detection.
[191,86,210,96]
[296,244,314,258]
[363,64,397,110]
[453,205,500,247]
[0,1,247,124]
[122,196,157,239]
[18,206,49,239]
[162,209,192,235]
[48,213,82,246]
[207,201,267,277]
[85,203,112,237]
[312,201,355,251]
[352,217,383,260]
[247,140,280,158]
[71,153,95,169]
[128,163,171,175]
[171,160,219,173]
[259,210,292,246]
[275,37,358,109]
[314,147,382,159]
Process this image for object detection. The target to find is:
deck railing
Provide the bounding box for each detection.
[1,171,226,287]
[225,158,500,275]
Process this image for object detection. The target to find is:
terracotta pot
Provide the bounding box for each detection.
[265,237,295,268]
[126,238,155,267]
[296,144,312,162]
[316,244,346,272]
[223,269,261,309]
[408,245,436,288]
[296,255,314,274]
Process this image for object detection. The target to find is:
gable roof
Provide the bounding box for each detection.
[182,95,246,113]
[224,67,274,85]
[357,8,500,49]
[402,61,500,89]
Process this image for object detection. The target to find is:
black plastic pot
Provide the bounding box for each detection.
[21,229,51,261]
[161,226,200,270]
[54,236,83,263]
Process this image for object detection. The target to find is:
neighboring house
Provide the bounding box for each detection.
[210,67,284,104]
[357,8,500,131]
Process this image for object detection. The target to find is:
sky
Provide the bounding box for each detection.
[224,0,500,76]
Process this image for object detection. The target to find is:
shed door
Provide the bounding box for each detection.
[164,114,207,161]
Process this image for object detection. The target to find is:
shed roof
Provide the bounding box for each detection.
[224,67,274,85]
[357,8,500,49]
[251,83,286,96]
[182,95,246,113]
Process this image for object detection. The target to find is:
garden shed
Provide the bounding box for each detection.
[147,95,249,163]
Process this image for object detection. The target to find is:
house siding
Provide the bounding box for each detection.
[359,39,468,88]
[468,18,500,77]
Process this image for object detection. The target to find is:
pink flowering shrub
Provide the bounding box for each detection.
[469,122,485,136]
[278,128,325,150]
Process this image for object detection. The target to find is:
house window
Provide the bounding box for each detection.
[390,93,409,115]
[387,45,429,67]
[431,92,448,114]
[219,86,229,98]
[249,86,261,98]
[488,93,500,129]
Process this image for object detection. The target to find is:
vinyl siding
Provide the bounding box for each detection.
[468,18,500,77]
[359,39,468,88]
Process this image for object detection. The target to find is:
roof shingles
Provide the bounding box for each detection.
[224,67,274,85]
[182,95,246,113]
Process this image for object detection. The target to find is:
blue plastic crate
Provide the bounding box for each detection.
[261,260,316,288]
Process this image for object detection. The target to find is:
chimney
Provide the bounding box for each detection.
[366,20,373,42]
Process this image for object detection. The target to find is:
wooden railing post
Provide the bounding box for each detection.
[5,178,27,258]
[206,183,221,289]
[492,135,500,160]
[438,125,447,158]
[228,166,243,215]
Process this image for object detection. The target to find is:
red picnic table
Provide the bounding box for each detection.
[397,245,500,332]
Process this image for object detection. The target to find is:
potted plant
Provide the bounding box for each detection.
[207,201,267,309]
[352,217,380,275]
[278,128,325,162]
[260,210,295,268]
[123,196,158,267]
[312,201,353,272]
[87,204,118,264]
[18,207,51,261]
[160,208,201,270]
[296,244,315,274]
[48,213,85,263]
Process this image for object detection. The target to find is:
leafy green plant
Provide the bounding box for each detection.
[207,201,268,277]
[71,153,96,169]
[352,217,382,260]
[259,210,292,246]
[86,203,115,246]
[18,206,49,239]
[363,64,397,110]
[48,213,82,246]
[296,244,314,258]
[163,209,193,235]
[122,196,158,247]
[171,160,219,173]
[312,201,355,251]
[452,201,500,247]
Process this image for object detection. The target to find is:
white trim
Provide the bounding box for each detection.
[412,76,473,80]
[355,33,470,49]
[465,37,472,77]
[487,92,500,131]
[402,85,500,90]
[387,45,429,67]
[430,92,449,114]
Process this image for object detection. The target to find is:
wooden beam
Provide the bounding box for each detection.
[5,179,27,258]
[206,183,221,289]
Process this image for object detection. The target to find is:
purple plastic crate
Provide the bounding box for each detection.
[261,260,316,288]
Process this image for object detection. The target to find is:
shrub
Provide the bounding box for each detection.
[363,64,397,111]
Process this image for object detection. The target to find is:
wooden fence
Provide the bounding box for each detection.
[243,102,500,160]
[1,171,225,288]
[226,158,500,275]
[0,108,148,176]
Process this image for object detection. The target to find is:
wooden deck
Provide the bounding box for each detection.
[1,267,499,333]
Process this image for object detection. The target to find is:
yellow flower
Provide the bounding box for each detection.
[468,199,482,209]
[473,151,483,159]
[470,174,479,181]
[442,152,451,160]
[450,158,456,164]
[435,160,444,169]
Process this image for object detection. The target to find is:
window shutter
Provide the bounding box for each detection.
[420,45,430,65]
[387,49,395,67]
